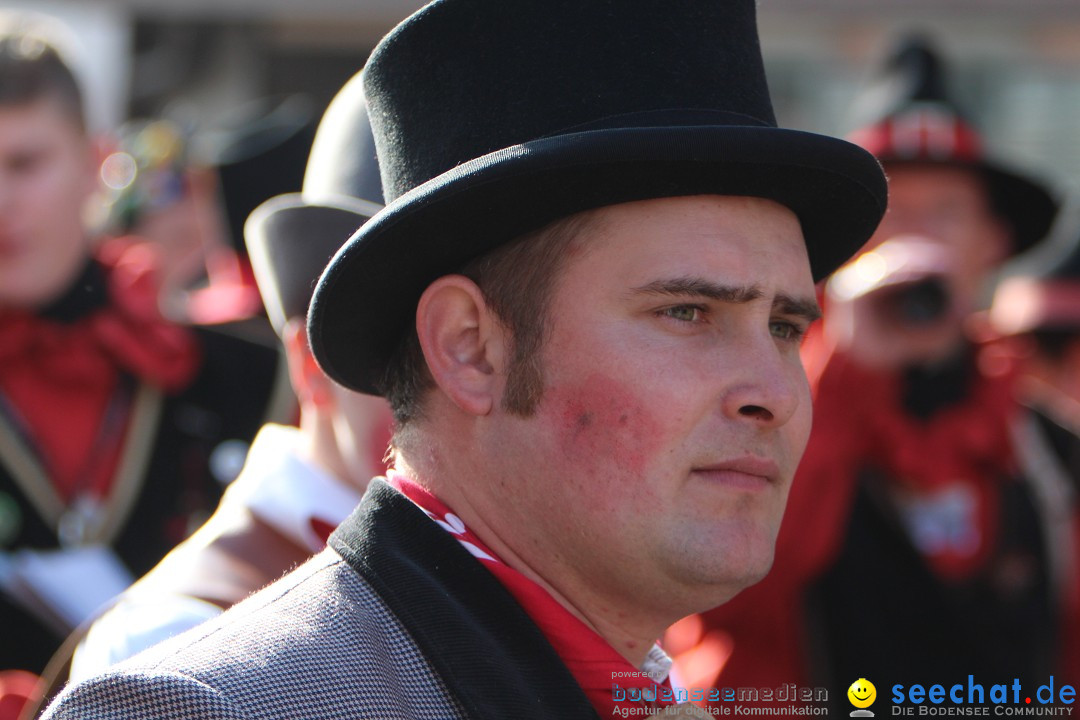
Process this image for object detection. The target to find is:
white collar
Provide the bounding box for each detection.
[223,424,364,552]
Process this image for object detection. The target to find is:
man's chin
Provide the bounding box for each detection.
[667,551,776,609]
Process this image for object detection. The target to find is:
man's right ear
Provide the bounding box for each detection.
[414,275,509,417]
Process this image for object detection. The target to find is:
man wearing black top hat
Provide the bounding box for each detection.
[677,34,1067,704]
[42,1,886,718]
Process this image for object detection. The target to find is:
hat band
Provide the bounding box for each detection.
[551,107,774,138]
[850,104,983,163]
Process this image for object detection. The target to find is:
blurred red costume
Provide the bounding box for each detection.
[669,326,1078,707]
[0,245,288,680]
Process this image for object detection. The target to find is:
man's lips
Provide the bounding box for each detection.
[692,456,779,490]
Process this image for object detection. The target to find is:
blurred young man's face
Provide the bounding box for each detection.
[0,97,97,309]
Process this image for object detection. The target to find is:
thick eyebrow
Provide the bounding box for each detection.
[632,277,763,303]
[631,277,821,323]
[773,293,823,324]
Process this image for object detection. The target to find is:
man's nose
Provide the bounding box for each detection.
[720,335,803,428]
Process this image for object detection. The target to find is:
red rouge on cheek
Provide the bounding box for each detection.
[547,373,662,476]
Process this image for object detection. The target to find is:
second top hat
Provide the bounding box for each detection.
[246,72,383,337]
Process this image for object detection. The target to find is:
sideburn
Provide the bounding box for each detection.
[471,212,599,417]
[501,335,545,415]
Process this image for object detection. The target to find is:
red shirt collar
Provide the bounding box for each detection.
[386,470,677,714]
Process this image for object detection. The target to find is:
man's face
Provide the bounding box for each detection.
[484,195,817,615]
[0,98,96,309]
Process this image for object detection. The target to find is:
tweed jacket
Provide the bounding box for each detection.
[42,479,601,719]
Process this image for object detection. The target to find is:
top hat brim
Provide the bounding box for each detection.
[309,124,887,394]
[247,193,381,335]
[981,162,1058,257]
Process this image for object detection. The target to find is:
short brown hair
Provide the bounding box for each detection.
[0,15,85,130]
[379,211,597,432]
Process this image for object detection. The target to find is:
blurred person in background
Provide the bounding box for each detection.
[97,118,241,324]
[62,69,393,686]
[670,33,1069,709]
[97,95,315,329]
[0,12,291,709]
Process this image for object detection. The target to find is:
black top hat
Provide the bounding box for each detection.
[246,73,383,336]
[848,33,1059,258]
[309,0,888,394]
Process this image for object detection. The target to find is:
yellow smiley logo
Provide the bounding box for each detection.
[848,678,877,709]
